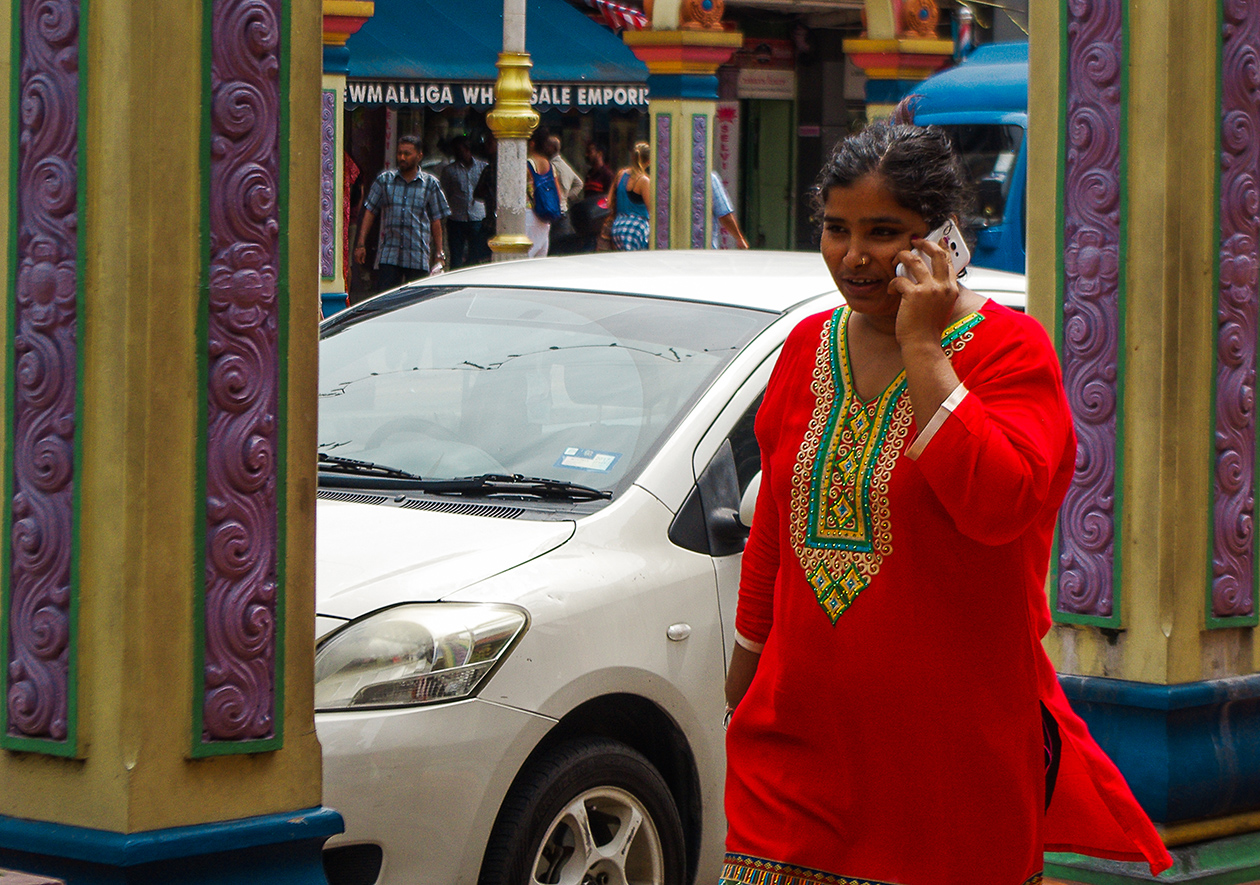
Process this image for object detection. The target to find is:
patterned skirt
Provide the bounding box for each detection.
[720,854,1043,885]
[611,213,650,251]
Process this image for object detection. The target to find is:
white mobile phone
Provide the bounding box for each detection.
[895,218,971,279]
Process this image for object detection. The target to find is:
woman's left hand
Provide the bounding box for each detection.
[889,236,960,349]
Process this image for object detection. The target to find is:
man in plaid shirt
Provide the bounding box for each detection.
[355,134,451,292]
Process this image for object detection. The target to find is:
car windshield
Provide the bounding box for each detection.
[318,285,775,497]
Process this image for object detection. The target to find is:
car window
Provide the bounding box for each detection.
[318,286,776,496]
[727,392,763,495]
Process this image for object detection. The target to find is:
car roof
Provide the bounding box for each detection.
[419,250,838,312]
[394,249,1027,313]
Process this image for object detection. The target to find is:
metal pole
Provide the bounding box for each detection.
[486,0,538,260]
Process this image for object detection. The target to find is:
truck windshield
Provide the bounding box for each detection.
[940,124,1025,228]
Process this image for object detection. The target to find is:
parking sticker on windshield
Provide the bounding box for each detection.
[556,447,621,472]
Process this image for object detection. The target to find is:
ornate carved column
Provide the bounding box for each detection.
[0,0,339,881]
[623,1,741,250]
[1027,2,1260,881]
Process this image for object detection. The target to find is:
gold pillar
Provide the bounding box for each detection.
[0,0,335,878]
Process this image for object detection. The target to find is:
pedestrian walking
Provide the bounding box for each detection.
[603,142,651,251]
[546,134,586,254]
[711,170,748,249]
[355,134,450,292]
[440,134,489,268]
[525,128,564,258]
[721,117,1173,885]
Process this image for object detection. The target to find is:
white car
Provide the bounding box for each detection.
[314,251,1026,885]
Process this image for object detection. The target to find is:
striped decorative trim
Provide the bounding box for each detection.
[194,0,287,754]
[721,855,899,885]
[2,0,84,757]
[721,854,1042,885]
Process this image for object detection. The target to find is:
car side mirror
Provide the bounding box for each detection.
[738,471,761,529]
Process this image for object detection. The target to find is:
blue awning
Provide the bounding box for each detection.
[345,0,649,111]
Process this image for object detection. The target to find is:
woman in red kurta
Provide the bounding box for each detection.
[721,121,1172,885]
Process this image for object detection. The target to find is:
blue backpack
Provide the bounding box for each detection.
[529,162,564,222]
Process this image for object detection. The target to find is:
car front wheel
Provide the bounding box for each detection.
[479,737,687,885]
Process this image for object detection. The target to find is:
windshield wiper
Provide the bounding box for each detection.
[317,453,425,481]
[416,473,612,501]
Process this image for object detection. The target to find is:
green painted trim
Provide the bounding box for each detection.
[1050,1,1124,629]
[191,0,213,756]
[0,0,84,757]
[1050,0,1069,619]
[1208,2,1258,629]
[64,0,89,757]
[272,0,291,752]
[1106,0,1129,630]
[1,0,22,751]
[190,0,287,756]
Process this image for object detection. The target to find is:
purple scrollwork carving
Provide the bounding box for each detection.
[7,0,80,746]
[655,114,671,249]
[691,115,707,249]
[320,90,336,279]
[1057,0,1123,620]
[204,0,281,742]
[1213,0,1260,620]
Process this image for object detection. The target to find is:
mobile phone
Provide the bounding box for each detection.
[895,218,971,279]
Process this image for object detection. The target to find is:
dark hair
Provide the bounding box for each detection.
[813,118,970,231]
[398,134,422,151]
[449,134,470,151]
[529,126,551,151]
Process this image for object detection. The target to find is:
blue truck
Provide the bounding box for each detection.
[908,41,1029,274]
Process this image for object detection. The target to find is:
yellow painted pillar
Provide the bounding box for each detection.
[623,21,742,250]
[1028,3,1260,882]
[0,0,337,880]
[321,1,374,315]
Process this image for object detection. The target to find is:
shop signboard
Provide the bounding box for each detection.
[345,80,649,111]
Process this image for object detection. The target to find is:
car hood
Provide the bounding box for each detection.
[316,498,575,621]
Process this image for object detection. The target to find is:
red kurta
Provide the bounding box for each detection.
[723,302,1171,885]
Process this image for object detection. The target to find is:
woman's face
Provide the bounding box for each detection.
[820,173,928,320]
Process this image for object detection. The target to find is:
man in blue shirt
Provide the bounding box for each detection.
[355,134,451,292]
[711,170,749,249]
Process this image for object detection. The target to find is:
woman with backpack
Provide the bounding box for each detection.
[603,142,652,251]
[525,127,564,257]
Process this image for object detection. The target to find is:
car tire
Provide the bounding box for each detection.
[478,737,687,885]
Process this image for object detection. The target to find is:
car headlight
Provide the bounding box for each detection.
[314,603,527,711]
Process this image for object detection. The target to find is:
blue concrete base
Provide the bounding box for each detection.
[0,807,342,885]
[1061,674,1260,823]
[321,291,348,318]
[1046,828,1260,883]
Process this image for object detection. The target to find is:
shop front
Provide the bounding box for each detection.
[341,0,649,295]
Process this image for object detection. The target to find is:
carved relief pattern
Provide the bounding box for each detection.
[655,114,671,249]
[204,0,281,741]
[691,115,707,249]
[1213,0,1260,619]
[1057,0,1122,618]
[7,0,80,744]
[320,90,336,279]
